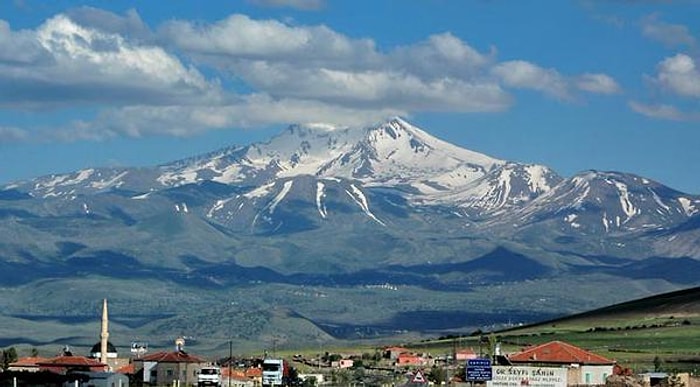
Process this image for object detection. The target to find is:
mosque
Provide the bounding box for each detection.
[88,299,129,371]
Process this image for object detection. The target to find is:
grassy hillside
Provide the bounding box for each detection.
[404,286,700,375]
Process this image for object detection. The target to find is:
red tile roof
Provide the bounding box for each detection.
[37,355,106,368]
[36,355,108,374]
[508,341,614,365]
[141,351,205,363]
[245,367,262,378]
[9,357,49,368]
[223,367,261,380]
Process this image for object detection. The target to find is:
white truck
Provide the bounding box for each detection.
[262,358,287,387]
[197,366,222,387]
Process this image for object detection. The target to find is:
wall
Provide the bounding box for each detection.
[487,366,568,387]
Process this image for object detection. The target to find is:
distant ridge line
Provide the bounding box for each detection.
[495,285,700,333]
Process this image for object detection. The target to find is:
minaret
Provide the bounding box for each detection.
[100,298,109,366]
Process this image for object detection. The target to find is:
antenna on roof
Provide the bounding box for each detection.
[175,337,185,352]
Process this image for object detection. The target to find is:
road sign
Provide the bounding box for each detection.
[411,370,427,384]
[466,358,492,381]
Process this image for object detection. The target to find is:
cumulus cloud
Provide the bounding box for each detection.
[654,53,700,97]
[491,61,571,99]
[64,7,153,41]
[159,14,378,66]
[628,101,698,121]
[0,9,622,140]
[160,15,510,114]
[0,20,50,64]
[390,33,493,79]
[85,95,404,138]
[0,15,220,108]
[641,14,695,48]
[630,53,700,122]
[576,73,621,94]
[0,126,28,143]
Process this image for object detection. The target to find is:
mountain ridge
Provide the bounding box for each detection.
[1,117,699,352]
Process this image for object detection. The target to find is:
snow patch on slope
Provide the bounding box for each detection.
[678,197,698,216]
[268,180,293,214]
[244,182,276,199]
[525,165,553,193]
[90,171,128,190]
[346,184,385,226]
[207,197,235,218]
[611,180,638,219]
[316,182,328,219]
[34,169,94,191]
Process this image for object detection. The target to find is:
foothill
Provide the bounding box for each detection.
[1,298,699,387]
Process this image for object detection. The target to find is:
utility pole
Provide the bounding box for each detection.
[228,340,232,387]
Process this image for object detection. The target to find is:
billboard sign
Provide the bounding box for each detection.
[486,366,567,387]
[466,358,493,381]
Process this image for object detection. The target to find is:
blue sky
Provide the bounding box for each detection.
[1,0,699,193]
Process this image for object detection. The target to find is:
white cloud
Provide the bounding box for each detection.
[654,53,700,98]
[390,33,493,79]
[630,53,700,121]
[641,14,695,48]
[0,126,28,143]
[247,0,325,10]
[628,101,698,121]
[86,95,404,138]
[0,20,50,64]
[0,10,624,141]
[491,60,570,99]
[234,62,510,112]
[576,73,621,94]
[0,15,220,108]
[159,14,377,65]
[160,15,510,113]
[64,7,152,41]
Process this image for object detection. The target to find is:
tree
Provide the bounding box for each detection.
[30,347,39,357]
[301,376,317,387]
[331,369,351,385]
[653,355,663,372]
[428,366,447,384]
[1,347,18,370]
[285,366,301,386]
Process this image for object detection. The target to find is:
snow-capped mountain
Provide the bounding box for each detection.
[2,117,700,351]
[158,117,507,191]
[9,118,567,225]
[5,117,699,238]
[515,170,699,234]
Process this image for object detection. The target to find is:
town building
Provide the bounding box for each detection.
[396,353,431,367]
[36,350,108,374]
[7,357,49,372]
[455,348,477,361]
[384,346,409,360]
[133,341,211,386]
[486,340,616,387]
[331,359,354,369]
[223,366,262,387]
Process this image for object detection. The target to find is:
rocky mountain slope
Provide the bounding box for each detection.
[1,117,699,353]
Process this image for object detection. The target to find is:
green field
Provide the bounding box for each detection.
[400,287,700,375]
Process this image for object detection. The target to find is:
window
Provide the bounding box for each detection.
[585,373,591,384]
[167,369,173,376]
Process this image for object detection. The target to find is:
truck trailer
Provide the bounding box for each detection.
[261,358,288,387]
